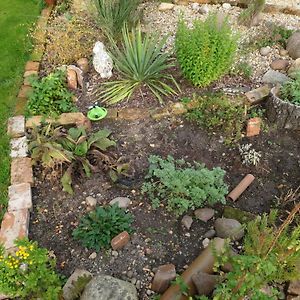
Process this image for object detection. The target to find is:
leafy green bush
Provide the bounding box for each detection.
[185,93,246,144]
[0,239,62,299]
[175,14,237,87]
[73,204,134,251]
[280,72,300,106]
[26,70,77,117]
[142,155,228,216]
[100,25,179,104]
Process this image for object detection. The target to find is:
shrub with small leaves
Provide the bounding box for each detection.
[280,71,300,106]
[142,155,228,216]
[72,204,134,251]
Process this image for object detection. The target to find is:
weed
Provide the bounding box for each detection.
[280,72,300,106]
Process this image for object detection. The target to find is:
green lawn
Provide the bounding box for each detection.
[0,0,40,220]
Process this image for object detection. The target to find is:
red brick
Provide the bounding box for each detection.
[152,264,176,293]
[111,231,130,250]
[25,61,40,72]
[11,158,33,186]
[8,183,32,212]
[246,117,261,137]
[18,85,33,99]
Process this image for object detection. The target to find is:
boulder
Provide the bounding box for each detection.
[262,70,290,85]
[93,41,113,78]
[214,218,244,241]
[287,31,300,59]
[80,275,138,300]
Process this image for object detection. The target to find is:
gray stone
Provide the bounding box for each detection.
[81,275,138,300]
[110,197,130,209]
[287,31,300,59]
[194,208,215,222]
[260,46,271,56]
[86,196,97,207]
[262,70,290,85]
[181,215,193,230]
[192,272,220,296]
[203,229,216,239]
[214,218,244,241]
[89,252,97,259]
[288,58,300,78]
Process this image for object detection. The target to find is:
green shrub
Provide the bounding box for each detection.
[72,204,134,251]
[26,70,77,117]
[175,14,237,87]
[185,93,246,144]
[100,25,179,104]
[280,72,300,106]
[0,239,62,299]
[142,155,228,216]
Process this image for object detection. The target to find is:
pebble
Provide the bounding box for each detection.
[181,215,193,230]
[260,46,272,56]
[127,270,134,278]
[109,197,131,209]
[86,196,97,207]
[112,250,118,257]
[204,229,216,239]
[191,2,200,11]
[199,5,209,14]
[89,252,97,259]
[202,238,210,248]
[222,3,231,9]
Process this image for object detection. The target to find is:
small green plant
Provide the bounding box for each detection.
[0,239,62,299]
[239,0,265,26]
[73,204,134,251]
[280,72,300,106]
[232,61,253,79]
[175,14,237,87]
[26,70,77,117]
[142,155,228,216]
[100,25,179,104]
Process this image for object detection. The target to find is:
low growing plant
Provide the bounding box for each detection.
[142,155,228,216]
[73,204,134,251]
[0,239,62,299]
[175,14,237,87]
[280,72,300,106]
[26,70,77,117]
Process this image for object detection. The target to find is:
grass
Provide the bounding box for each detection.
[0,0,40,220]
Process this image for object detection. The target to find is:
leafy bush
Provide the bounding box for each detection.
[280,72,300,106]
[0,239,62,299]
[142,155,228,216]
[26,70,77,117]
[93,0,140,39]
[175,14,237,87]
[73,204,134,251]
[185,93,246,144]
[100,25,179,104]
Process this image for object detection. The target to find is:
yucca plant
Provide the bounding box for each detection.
[100,25,180,105]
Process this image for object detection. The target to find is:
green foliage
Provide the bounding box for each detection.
[185,93,246,144]
[73,204,134,251]
[68,274,92,299]
[93,0,140,39]
[26,70,77,117]
[142,155,228,216]
[213,210,300,300]
[232,61,253,79]
[100,25,179,104]
[239,0,265,26]
[0,239,62,299]
[280,72,300,106]
[175,14,237,87]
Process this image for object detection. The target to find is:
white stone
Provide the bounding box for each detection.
[199,5,209,14]
[158,3,175,11]
[202,238,210,248]
[8,183,32,212]
[260,46,271,56]
[110,197,130,209]
[10,136,28,158]
[7,116,25,138]
[191,3,200,11]
[89,252,97,259]
[92,42,113,79]
[222,3,231,9]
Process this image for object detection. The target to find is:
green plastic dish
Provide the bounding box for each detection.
[87,106,108,121]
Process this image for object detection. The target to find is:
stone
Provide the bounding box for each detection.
[204,229,216,239]
[25,61,39,72]
[151,264,176,293]
[80,275,138,300]
[199,5,209,14]
[93,41,113,79]
[246,117,261,137]
[215,218,244,241]
[288,58,300,78]
[86,196,97,207]
[7,116,25,138]
[262,70,290,85]
[77,58,89,74]
[288,280,300,295]
[111,231,130,250]
[158,3,174,11]
[202,238,210,248]
[245,85,271,105]
[279,49,289,56]
[287,32,300,59]
[223,206,256,224]
[191,3,200,11]
[11,158,33,186]
[0,209,30,250]
[67,69,78,90]
[192,272,220,296]
[260,46,271,56]
[118,108,150,120]
[222,3,231,9]
[63,269,92,300]
[89,252,97,259]
[68,65,83,88]
[18,85,32,98]
[8,183,32,212]
[10,136,28,158]
[194,208,215,222]
[109,197,130,209]
[270,59,289,71]
[181,215,193,230]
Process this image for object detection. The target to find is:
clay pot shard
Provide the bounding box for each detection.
[227,174,255,201]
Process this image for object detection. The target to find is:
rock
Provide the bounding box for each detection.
[77,58,89,74]
[181,215,193,230]
[203,229,216,239]
[288,58,300,78]
[223,206,256,224]
[63,269,92,300]
[287,31,300,59]
[109,197,130,209]
[67,69,78,90]
[280,49,289,56]
[111,250,118,257]
[288,280,300,295]
[86,196,97,207]
[151,264,176,293]
[80,275,138,300]
[191,3,200,11]
[262,70,290,85]
[89,252,97,259]
[68,65,84,88]
[194,208,215,222]
[93,41,113,79]
[222,3,231,9]
[158,3,174,11]
[260,46,271,56]
[10,136,28,158]
[245,85,270,105]
[199,5,209,14]
[202,238,210,248]
[7,116,25,138]
[214,218,244,241]
[270,59,289,71]
[8,183,32,212]
[192,272,220,296]
[111,231,130,250]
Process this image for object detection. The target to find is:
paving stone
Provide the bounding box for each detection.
[0,209,30,250]
[8,183,32,212]
[151,264,176,293]
[10,136,28,158]
[111,231,130,250]
[7,116,25,138]
[25,61,40,72]
[18,85,33,98]
[11,157,33,185]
